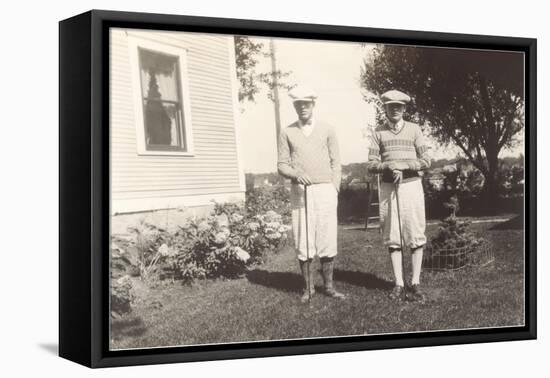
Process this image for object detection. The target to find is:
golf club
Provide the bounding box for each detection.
[304,184,311,303]
[394,181,408,300]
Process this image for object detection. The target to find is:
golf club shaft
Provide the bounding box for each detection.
[304,184,311,302]
[395,182,407,291]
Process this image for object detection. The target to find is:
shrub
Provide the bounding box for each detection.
[243,210,291,263]
[430,216,483,251]
[422,161,526,218]
[426,216,487,270]
[111,240,137,278]
[173,210,290,282]
[172,215,249,281]
[111,275,134,318]
[425,195,488,270]
[110,243,136,316]
[498,164,524,196]
[122,207,291,284]
[126,221,174,282]
[212,201,243,217]
[245,186,291,223]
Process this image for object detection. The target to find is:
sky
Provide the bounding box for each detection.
[238,37,377,173]
[237,37,523,173]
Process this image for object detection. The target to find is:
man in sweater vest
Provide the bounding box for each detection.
[278,86,346,303]
[366,90,431,301]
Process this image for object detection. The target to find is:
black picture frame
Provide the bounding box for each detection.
[59,9,537,368]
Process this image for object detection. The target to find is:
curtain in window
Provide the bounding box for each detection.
[138,48,183,149]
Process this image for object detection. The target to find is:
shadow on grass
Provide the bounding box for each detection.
[334,270,393,290]
[490,214,523,230]
[111,316,148,338]
[246,268,393,293]
[246,269,302,293]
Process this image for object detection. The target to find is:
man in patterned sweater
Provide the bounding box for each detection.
[278,86,346,303]
[366,90,431,301]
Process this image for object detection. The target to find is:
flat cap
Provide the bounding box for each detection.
[381,90,411,105]
[288,85,318,102]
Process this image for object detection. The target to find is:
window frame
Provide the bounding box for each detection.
[127,34,194,156]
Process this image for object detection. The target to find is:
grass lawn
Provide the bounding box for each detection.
[110,218,525,350]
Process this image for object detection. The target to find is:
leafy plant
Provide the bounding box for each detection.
[426,217,485,270]
[119,203,291,285]
[111,275,134,318]
[426,196,487,269]
[172,215,247,281]
[127,221,175,282]
[173,210,290,282]
[245,186,291,223]
[212,201,243,217]
[431,216,481,251]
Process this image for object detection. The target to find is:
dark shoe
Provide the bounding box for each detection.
[389,285,405,300]
[321,259,346,300]
[409,284,426,302]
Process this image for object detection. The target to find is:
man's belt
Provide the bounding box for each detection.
[381,170,420,183]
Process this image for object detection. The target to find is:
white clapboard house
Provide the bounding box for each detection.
[110,29,245,214]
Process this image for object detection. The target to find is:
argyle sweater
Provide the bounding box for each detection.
[278,120,341,189]
[366,120,431,183]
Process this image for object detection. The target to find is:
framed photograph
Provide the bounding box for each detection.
[59,9,536,368]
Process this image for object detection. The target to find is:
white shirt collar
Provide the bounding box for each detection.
[388,118,404,132]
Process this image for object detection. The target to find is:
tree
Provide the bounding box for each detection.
[234,36,264,102]
[360,45,525,199]
[233,36,294,103]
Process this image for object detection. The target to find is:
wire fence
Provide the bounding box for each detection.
[423,240,494,271]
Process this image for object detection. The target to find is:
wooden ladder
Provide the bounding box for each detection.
[364,174,381,231]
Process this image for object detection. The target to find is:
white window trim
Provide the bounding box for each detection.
[127,35,194,156]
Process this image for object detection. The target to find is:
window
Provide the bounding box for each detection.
[139,48,185,150]
[128,35,194,155]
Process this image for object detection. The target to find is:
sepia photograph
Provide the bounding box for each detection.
[108,27,526,350]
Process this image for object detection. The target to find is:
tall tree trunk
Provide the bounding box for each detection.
[478,75,501,214]
[482,142,500,214]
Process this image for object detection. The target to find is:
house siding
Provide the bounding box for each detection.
[110,29,244,214]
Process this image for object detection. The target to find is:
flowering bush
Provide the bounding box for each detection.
[255,210,291,247]
[227,209,291,265]
[245,187,291,223]
[172,214,248,281]
[123,207,291,284]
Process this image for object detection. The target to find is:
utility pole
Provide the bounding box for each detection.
[269,38,286,186]
[270,38,282,146]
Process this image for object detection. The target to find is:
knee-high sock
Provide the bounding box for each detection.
[411,247,423,285]
[390,250,404,287]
